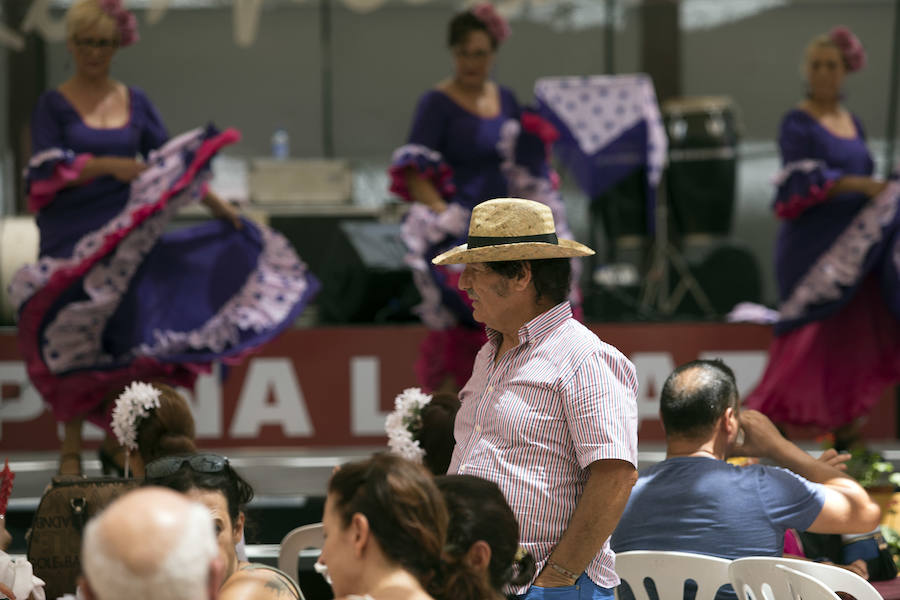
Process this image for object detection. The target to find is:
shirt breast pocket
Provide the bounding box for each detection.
[493,377,565,445]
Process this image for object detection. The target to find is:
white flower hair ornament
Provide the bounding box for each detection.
[111,381,162,477]
[385,387,433,463]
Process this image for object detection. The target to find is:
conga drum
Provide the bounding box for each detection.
[662,96,739,238]
[0,217,39,325]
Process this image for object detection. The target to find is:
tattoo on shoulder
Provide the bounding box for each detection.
[264,576,294,599]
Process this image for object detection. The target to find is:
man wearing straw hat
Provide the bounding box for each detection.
[439,198,639,599]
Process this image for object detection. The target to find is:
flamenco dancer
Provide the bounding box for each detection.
[746,27,900,449]
[389,3,580,393]
[12,0,319,476]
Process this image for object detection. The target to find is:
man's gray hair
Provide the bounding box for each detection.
[82,502,217,600]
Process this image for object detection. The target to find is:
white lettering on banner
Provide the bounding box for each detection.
[0,362,43,441]
[230,358,313,438]
[176,366,224,439]
[629,352,675,427]
[351,356,390,435]
[698,351,768,398]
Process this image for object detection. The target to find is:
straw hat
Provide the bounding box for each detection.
[432,198,594,265]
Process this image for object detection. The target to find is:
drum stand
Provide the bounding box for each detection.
[639,172,716,316]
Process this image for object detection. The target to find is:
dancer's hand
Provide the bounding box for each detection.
[203,192,243,230]
[106,157,147,182]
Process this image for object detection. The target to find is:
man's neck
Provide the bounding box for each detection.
[495,300,557,352]
[666,438,724,461]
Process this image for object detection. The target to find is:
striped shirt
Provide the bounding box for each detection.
[448,302,638,593]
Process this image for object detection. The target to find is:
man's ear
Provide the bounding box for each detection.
[464,540,493,575]
[350,513,371,558]
[513,261,533,292]
[722,407,739,437]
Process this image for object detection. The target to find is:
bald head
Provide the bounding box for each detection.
[95,488,191,574]
[659,359,738,439]
[82,487,219,600]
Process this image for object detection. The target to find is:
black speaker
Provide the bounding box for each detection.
[663,98,739,236]
[317,221,418,324]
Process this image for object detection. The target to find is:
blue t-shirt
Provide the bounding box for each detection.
[611,457,826,600]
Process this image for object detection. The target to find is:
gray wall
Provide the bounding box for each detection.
[29,1,896,157]
[683,1,894,142]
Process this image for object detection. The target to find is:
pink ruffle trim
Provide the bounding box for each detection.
[28,153,94,213]
[388,161,456,203]
[775,180,835,219]
[18,128,241,425]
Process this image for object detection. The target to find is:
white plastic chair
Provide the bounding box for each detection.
[776,565,841,600]
[278,522,325,587]
[729,556,882,600]
[613,550,732,600]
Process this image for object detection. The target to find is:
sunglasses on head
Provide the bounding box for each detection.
[144,453,230,480]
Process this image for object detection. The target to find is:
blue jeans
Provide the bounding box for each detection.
[518,573,614,600]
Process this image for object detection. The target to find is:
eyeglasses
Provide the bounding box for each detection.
[73,37,119,50]
[145,453,230,479]
[452,49,492,61]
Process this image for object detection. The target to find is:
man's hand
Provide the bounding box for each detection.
[817,448,851,472]
[729,410,786,459]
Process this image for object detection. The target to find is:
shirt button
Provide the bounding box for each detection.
[459,466,465,474]
[488,385,494,393]
[475,425,482,433]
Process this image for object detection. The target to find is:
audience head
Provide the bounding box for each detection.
[111,381,197,477]
[660,359,739,441]
[136,382,197,465]
[419,392,461,475]
[435,475,535,595]
[143,454,254,582]
[321,453,492,599]
[81,487,222,600]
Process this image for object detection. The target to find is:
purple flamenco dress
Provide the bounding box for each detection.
[10,88,319,430]
[746,109,900,429]
[389,86,579,391]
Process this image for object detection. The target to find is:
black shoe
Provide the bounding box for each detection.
[98,447,126,477]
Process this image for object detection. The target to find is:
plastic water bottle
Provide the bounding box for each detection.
[271,128,289,160]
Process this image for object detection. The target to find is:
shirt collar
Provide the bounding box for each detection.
[487,301,573,346]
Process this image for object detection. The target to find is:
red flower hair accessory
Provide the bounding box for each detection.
[829,26,866,73]
[470,3,511,45]
[99,0,140,47]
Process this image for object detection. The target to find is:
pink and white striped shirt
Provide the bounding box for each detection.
[448,302,638,593]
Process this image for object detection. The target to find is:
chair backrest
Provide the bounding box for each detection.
[278,522,325,586]
[729,556,882,600]
[776,565,841,600]
[614,550,732,600]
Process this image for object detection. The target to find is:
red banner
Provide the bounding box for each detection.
[0,323,894,451]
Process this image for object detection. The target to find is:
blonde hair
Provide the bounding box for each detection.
[804,34,844,68]
[66,0,119,42]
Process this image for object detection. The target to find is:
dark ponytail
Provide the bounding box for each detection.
[328,454,493,600]
[435,474,536,594]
